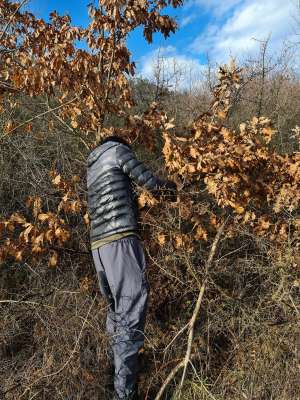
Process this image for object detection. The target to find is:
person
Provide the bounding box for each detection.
[86,136,177,400]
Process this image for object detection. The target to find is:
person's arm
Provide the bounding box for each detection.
[116,143,177,199]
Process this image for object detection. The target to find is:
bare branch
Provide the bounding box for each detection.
[5,97,78,135]
[0,0,28,43]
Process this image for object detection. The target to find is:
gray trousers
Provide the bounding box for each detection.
[92,235,149,399]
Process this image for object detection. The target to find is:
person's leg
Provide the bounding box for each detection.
[98,236,149,400]
[91,248,116,363]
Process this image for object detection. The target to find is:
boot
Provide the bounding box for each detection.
[113,394,139,400]
[113,384,139,400]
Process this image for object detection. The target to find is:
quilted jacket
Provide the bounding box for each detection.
[87,140,175,243]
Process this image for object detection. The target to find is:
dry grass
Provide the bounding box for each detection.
[1,221,299,399]
[0,74,300,399]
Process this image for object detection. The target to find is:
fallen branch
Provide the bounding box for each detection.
[154,360,186,400]
[179,283,206,389]
[179,220,226,390]
[155,220,227,400]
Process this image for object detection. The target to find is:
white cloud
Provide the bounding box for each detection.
[137,0,299,89]
[190,0,298,63]
[186,0,243,17]
[138,46,206,91]
[180,15,197,28]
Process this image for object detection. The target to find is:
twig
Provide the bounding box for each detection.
[0,79,21,92]
[0,0,28,42]
[179,221,226,390]
[179,283,206,390]
[215,243,248,262]
[189,361,218,400]
[3,381,21,396]
[97,31,116,134]
[205,221,227,274]
[5,97,78,135]
[0,300,55,309]
[50,109,90,150]
[163,321,190,353]
[147,250,185,285]
[154,360,186,400]
[20,295,97,398]
[49,245,90,256]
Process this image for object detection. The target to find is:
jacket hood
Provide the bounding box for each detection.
[87,141,119,168]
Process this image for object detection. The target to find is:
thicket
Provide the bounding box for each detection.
[0,1,299,399]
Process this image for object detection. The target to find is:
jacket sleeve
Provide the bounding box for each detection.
[116,143,171,193]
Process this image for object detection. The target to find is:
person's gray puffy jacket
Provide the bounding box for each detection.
[87,140,174,243]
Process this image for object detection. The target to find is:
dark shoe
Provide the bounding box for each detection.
[113,394,139,400]
[113,384,139,400]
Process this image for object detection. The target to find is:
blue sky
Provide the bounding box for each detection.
[26,0,299,87]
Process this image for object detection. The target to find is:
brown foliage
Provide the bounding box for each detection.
[162,62,300,248]
[0,2,299,400]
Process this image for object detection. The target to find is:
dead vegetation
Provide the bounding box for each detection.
[0,1,300,399]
